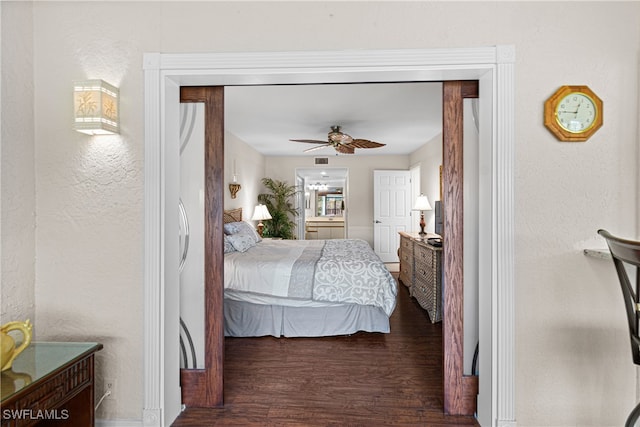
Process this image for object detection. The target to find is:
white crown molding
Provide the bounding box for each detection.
[152,47,500,72]
[144,46,516,427]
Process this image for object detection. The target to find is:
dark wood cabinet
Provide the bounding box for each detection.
[1,342,102,427]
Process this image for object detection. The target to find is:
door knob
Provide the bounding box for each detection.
[374,220,382,223]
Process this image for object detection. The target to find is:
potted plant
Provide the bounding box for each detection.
[257,177,299,239]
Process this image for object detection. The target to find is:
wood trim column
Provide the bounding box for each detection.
[442,80,479,416]
[179,86,225,407]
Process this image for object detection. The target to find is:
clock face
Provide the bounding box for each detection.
[555,92,598,133]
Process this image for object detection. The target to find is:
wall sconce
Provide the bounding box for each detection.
[73,80,119,135]
[228,159,241,199]
[412,194,432,236]
[229,183,241,199]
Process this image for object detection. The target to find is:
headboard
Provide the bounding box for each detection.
[223,208,242,224]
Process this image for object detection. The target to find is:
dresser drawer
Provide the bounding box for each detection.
[414,243,434,269]
[398,235,414,287]
[413,241,442,323]
[399,265,413,287]
[400,235,414,255]
[400,248,414,266]
[415,257,436,284]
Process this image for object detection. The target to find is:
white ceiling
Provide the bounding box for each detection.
[296,167,348,189]
[224,82,443,157]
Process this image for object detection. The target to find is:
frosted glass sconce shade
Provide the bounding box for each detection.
[74,80,119,135]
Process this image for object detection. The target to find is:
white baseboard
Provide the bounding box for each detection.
[96,419,143,427]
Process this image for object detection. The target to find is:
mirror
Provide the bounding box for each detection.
[316,190,344,217]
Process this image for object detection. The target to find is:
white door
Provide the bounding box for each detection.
[373,170,412,262]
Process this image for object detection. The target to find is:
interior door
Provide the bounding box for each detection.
[442,80,479,415]
[373,170,411,262]
[179,86,224,408]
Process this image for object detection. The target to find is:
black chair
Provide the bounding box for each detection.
[598,229,640,427]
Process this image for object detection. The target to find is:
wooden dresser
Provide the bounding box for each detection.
[398,231,443,323]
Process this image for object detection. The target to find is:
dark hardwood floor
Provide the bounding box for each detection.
[173,273,479,426]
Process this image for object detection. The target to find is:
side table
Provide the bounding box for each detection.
[1,342,103,426]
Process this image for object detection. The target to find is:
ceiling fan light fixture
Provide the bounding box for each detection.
[328,125,353,145]
[291,125,385,154]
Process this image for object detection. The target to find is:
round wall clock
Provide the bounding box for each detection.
[544,85,603,142]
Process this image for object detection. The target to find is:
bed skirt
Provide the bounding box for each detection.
[223,299,390,337]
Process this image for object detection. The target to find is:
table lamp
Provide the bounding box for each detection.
[251,204,272,237]
[412,194,432,236]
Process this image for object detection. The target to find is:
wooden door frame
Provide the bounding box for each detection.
[442,80,479,414]
[180,85,477,414]
[178,87,225,407]
[143,47,516,427]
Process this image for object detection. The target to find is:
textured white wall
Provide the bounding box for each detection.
[410,134,442,233]
[224,131,265,222]
[32,1,146,420]
[5,1,636,425]
[1,2,35,326]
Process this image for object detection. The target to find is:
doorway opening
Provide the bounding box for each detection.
[143,47,515,427]
[296,167,348,241]
[178,80,476,415]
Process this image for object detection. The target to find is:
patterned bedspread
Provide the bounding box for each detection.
[224,239,397,316]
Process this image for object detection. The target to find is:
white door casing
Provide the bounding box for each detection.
[410,165,422,234]
[143,46,516,427]
[373,170,411,262]
[295,173,305,240]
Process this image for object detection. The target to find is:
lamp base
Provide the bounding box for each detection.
[257,222,264,237]
[418,212,426,235]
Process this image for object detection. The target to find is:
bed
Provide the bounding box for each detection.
[222,211,397,337]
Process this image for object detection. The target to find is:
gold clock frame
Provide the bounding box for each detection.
[544,85,603,142]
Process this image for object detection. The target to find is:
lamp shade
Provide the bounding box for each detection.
[413,194,432,211]
[251,204,272,221]
[74,80,119,135]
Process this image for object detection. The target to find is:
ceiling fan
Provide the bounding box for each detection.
[290,125,386,154]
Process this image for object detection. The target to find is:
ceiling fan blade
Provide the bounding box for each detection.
[303,144,331,153]
[335,144,355,154]
[349,139,386,149]
[290,139,329,144]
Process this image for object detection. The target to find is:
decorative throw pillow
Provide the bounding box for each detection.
[223,221,241,235]
[223,235,236,254]
[227,233,256,253]
[223,208,242,224]
[224,221,261,243]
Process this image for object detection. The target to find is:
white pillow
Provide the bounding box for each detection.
[227,233,256,252]
[224,221,261,243]
[223,235,236,254]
